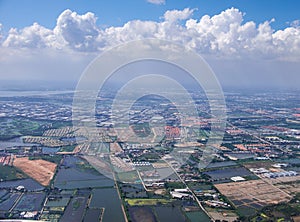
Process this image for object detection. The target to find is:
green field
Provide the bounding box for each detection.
[0,165,27,181]
[186,210,211,222]
[117,171,140,183]
[29,155,63,164]
[0,117,71,140]
[126,198,172,206]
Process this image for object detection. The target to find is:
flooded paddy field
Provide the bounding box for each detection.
[204,166,254,181]
[206,161,237,169]
[0,190,8,199]
[42,147,60,154]
[83,208,103,222]
[128,205,188,222]
[60,195,89,222]
[54,156,114,189]
[154,206,187,222]
[0,178,44,191]
[0,192,21,211]
[54,166,114,189]
[13,192,46,211]
[89,188,125,222]
[0,136,37,148]
[129,206,157,222]
[45,196,70,208]
[185,210,211,222]
[55,179,114,189]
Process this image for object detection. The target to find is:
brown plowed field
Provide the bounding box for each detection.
[13,157,57,186]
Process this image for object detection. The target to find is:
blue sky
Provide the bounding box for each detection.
[0,0,299,32]
[0,0,299,89]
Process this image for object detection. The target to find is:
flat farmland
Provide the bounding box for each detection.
[275,181,300,195]
[13,157,57,186]
[128,206,156,222]
[13,192,46,211]
[215,180,292,210]
[263,175,300,184]
[60,196,89,222]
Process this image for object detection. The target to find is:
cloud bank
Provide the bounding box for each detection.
[1,7,300,60]
[0,8,299,89]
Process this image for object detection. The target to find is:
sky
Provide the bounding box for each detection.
[0,0,299,90]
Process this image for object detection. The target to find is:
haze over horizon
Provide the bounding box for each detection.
[0,0,299,90]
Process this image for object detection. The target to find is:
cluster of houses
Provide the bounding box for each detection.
[263,171,298,178]
[170,188,193,199]
[250,167,298,178]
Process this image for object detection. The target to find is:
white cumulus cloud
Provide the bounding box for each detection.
[163,8,194,23]
[3,23,57,49]
[54,9,102,51]
[1,7,300,60]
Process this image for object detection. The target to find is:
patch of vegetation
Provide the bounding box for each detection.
[164,182,186,190]
[58,145,76,153]
[249,197,300,222]
[126,198,172,206]
[0,117,72,140]
[72,199,81,210]
[237,206,257,220]
[51,120,72,129]
[130,123,152,138]
[0,117,46,140]
[117,171,140,183]
[186,182,212,191]
[0,165,27,181]
[29,155,62,164]
[75,159,100,175]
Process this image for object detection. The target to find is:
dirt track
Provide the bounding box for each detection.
[13,157,57,186]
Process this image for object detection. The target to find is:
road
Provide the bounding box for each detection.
[164,159,213,221]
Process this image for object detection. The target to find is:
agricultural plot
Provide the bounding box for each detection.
[13,192,46,212]
[275,182,300,195]
[54,166,114,189]
[0,118,45,140]
[45,196,70,207]
[0,165,27,181]
[128,206,157,222]
[0,190,8,199]
[41,192,73,221]
[206,161,237,169]
[185,210,211,222]
[54,156,114,189]
[128,205,188,222]
[263,175,300,185]
[126,198,172,206]
[83,208,103,222]
[13,157,57,186]
[117,170,140,183]
[0,178,44,191]
[23,136,65,147]
[39,213,61,222]
[154,206,187,222]
[89,188,125,222]
[205,207,238,222]
[0,192,21,211]
[60,196,89,222]
[215,180,292,210]
[204,166,255,182]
